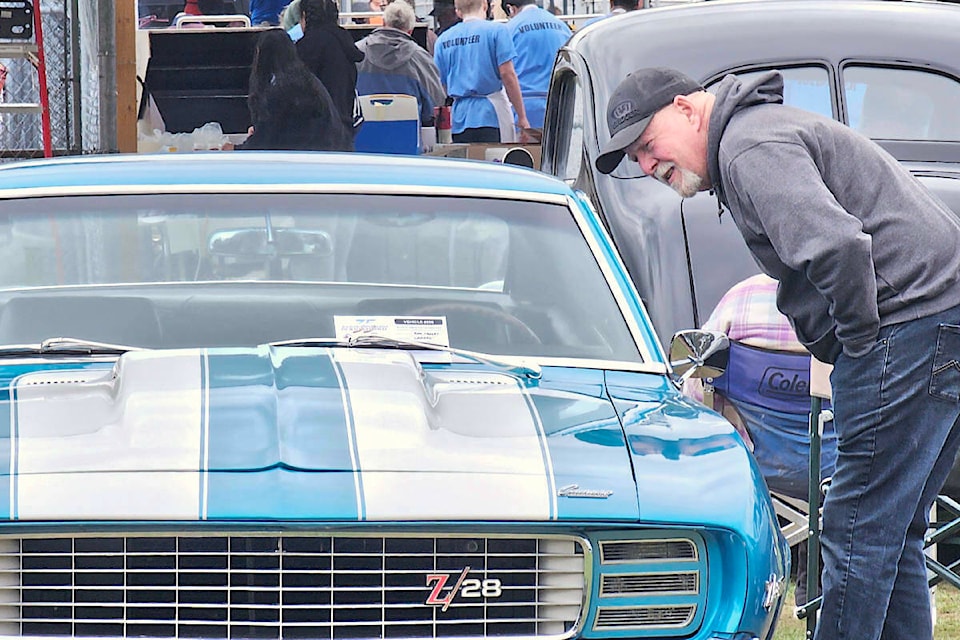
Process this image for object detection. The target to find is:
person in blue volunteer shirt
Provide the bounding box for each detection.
[502,0,570,130]
[433,0,530,143]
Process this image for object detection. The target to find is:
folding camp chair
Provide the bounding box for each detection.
[927,495,960,590]
[794,358,833,635]
[707,341,838,500]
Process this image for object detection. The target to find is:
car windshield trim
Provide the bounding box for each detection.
[565,194,663,364]
[0,183,572,205]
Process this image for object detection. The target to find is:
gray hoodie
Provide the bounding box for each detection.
[356,28,446,125]
[706,71,960,363]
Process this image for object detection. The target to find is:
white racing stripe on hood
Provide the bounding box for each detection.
[333,350,555,520]
[12,351,203,520]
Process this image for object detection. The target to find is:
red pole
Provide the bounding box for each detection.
[32,1,52,158]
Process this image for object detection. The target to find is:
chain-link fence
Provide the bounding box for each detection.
[0,0,96,161]
[78,0,101,154]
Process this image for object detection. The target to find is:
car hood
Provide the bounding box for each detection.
[0,347,645,523]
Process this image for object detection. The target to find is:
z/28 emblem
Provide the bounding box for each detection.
[425,566,503,611]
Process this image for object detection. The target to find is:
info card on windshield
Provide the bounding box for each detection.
[334,316,450,347]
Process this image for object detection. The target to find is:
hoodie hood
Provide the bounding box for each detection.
[359,27,418,70]
[706,71,783,205]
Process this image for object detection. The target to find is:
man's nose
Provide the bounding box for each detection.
[637,153,656,176]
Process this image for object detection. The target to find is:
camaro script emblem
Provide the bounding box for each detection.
[425,566,503,611]
[763,573,785,610]
[557,483,614,499]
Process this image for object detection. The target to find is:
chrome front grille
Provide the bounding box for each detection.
[599,572,698,597]
[598,540,697,564]
[594,605,696,630]
[592,534,706,636]
[0,534,585,639]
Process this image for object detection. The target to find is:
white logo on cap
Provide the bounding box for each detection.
[612,101,634,120]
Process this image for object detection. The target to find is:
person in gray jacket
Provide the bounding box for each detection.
[595,66,960,640]
[356,1,446,126]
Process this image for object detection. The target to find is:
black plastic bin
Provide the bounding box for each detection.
[142,27,263,134]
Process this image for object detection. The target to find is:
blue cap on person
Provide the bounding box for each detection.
[595,67,703,175]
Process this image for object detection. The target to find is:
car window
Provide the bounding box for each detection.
[843,66,960,141]
[0,194,642,363]
[918,175,960,219]
[548,70,585,182]
[717,66,833,119]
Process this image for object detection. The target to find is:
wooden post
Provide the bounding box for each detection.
[115,0,137,153]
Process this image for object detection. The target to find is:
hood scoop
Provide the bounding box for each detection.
[9,351,209,520]
[13,351,202,458]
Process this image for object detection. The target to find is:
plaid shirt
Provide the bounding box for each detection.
[684,274,808,448]
[702,273,805,352]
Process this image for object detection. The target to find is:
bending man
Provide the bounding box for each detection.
[595,66,960,640]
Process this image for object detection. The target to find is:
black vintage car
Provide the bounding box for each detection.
[541,0,960,346]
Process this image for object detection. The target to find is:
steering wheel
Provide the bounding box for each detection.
[408,302,542,344]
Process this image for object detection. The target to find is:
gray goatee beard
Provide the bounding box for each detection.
[654,161,702,198]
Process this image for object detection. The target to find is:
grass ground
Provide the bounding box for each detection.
[772,581,960,639]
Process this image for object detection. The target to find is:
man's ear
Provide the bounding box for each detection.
[673,94,702,129]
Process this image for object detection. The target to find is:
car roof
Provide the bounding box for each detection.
[0,152,573,199]
[571,0,960,81]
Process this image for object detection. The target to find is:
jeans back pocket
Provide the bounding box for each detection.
[930,323,960,402]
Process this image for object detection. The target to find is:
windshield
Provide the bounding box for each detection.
[0,193,642,363]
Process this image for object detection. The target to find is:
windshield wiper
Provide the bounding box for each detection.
[0,337,141,357]
[269,334,541,379]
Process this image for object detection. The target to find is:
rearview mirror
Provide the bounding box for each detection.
[208,228,334,258]
[669,329,729,382]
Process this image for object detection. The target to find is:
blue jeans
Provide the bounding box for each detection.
[815,303,960,640]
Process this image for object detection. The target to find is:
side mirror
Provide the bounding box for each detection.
[669,329,729,382]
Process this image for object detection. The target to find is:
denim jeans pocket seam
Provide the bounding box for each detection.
[933,361,960,376]
[929,323,960,403]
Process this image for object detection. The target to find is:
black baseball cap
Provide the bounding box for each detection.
[595,67,704,175]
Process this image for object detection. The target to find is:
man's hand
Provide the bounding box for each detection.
[518,127,542,144]
[516,117,533,142]
[499,60,530,139]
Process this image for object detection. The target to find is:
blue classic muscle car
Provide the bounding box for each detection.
[0,152,787,640]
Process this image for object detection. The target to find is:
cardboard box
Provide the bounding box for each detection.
[427,143,542,170]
